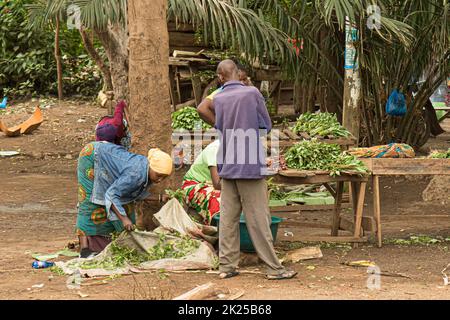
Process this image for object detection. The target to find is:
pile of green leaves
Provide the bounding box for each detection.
[430,148,450,159]
[165,188,185,205]
[172,107,212,131]
[284,140,368,176]
[291,112,351,138]
[78,233,200,270]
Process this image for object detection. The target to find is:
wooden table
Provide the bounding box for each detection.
[275,169,369,245]
[435,106,450,123]
[361,158,450,248]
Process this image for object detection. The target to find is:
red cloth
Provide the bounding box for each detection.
[96,100,127,144]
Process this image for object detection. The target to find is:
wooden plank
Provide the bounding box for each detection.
[323,183,336,198]
[360,158,450,175]
[331,181,344,236]
[278,131,290,140]
[168,65,180,107]
[280,216,373,232]
[282,129,301,140]
[189,65,203,107]
[281,221,330,229]
[168,58,190,67]
[277,235,369,243]
[270,203,352,213]
[353,182,367,246]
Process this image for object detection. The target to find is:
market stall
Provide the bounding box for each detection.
[273,169,369,245]
[361,157,450,248]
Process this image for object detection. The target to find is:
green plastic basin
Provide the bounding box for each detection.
[212,214,283,253]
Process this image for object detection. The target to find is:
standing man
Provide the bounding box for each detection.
[198,60,297,280]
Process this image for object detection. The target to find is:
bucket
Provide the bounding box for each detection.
[212,214,283,253]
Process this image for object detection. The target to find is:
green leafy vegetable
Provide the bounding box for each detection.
[430,148,450,159]
[172,107,212,131]
[291,112,351,138]
[284,139,368,176]
[78,233,200,270]
[165,189,185,205]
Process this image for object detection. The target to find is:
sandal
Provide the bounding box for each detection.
[219,271,240,279]
[266,270,298,280]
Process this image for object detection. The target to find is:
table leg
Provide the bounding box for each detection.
[331,181,344,236]
[372,175,382,247]
[353,182,367,242]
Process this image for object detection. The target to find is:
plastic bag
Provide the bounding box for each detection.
[386,89,407,116]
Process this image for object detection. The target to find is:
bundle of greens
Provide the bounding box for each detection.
[172,107,212,131]
[430,148,450,159]
[78,233,200,270]
[291,112,351,138]
[284,140,368,176]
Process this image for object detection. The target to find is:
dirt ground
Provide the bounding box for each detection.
[0,99,449,300]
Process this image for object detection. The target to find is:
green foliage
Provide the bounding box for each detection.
[58,54,103,97]
[165,188,185,205]
[292,112,351,138]
[172,107,212,131]
[0,0,55,97]
[0,0,102,98]
[284,139,368,176]
[385,235,450,246]
[78,233,200,270]
[195,70,216,85]
[430,148,450,159]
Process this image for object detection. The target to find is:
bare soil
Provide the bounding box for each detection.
[0,99,449,300]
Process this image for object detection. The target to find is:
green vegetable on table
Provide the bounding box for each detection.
[172,107,212,131]
[291,112,351,138]
[430,148,450,159]
[284,139,368,176]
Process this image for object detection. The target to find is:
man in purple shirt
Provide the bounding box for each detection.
[198,60,297,280]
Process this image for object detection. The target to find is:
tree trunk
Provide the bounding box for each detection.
[79,27,113,92]
[95,23,129,101]
[128,0,172,230]
[54,18,63,100]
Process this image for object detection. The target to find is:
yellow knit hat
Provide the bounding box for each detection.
[147,148,173,175]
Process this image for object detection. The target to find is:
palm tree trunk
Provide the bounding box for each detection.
[128,0,172,230]
[54,18,63,100]
[79,27,113,92]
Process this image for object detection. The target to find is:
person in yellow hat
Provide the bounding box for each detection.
[76,141,173,258]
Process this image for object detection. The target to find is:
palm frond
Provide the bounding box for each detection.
[168,0,297,67]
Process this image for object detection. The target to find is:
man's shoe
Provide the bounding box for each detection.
[266,269,298,280]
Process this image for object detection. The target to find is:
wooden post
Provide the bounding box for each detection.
[372,176,382,247]
[189,64,203,107]
[168,65,180,110]
[331,181,344,236]
[353,182,367,247]
[342,17,361,143]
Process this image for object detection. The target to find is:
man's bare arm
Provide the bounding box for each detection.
[197,99,216,126]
